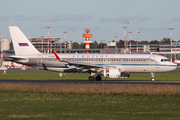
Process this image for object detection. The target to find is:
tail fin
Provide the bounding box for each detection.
[9,26,41,55]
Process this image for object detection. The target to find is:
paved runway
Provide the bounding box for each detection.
[0,79,180,85]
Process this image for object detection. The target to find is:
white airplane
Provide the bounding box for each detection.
[6,26,177,81]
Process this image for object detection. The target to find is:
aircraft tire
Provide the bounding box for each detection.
[95,75,101,81]
[88,76,94,81]
[151,78,155,81]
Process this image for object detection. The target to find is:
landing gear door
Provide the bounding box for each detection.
[37,55,43,66]
[149,56,155,66]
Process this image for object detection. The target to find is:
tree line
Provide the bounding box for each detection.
[72,38,177,49]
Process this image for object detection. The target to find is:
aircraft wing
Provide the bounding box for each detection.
[52,50,103,69]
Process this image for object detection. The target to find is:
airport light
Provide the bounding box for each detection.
[122,26,127,54]
[129,31,133,54]
[30,31,32,42]
[63,31,67,54]
[175,43,177,61]
[136,31,140,54]
[115,36,118,54]
[46,26,50,54]
[50,31,52,54]
[41,36,43,53]
[60,31,62,54]
[126,22,129,54]
[1,33,3,62]
[103,40,105,54]
[100,40,105,53]
[168,27,174,62]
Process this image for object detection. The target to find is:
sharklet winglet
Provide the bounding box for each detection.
[52,50,61,60]
[85,51,89,54]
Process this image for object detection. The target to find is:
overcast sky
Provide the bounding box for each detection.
[0,0,180,43]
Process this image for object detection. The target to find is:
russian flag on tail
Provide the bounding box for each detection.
[19,43,29,46]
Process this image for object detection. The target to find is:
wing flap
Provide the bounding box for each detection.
[68,61,103,68]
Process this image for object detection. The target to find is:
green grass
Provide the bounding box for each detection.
[0,71,180,81]
[0,70,180,119]
[0,92,180,120]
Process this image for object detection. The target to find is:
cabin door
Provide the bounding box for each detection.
[37,55,43,66]
[149,56,155,66]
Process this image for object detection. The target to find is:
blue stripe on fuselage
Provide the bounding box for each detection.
[95,64,176,67]
[45,63,176,68]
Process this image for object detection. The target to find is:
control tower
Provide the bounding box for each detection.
[83,28,92,49]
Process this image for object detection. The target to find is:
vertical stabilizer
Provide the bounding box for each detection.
[9,26,41,55]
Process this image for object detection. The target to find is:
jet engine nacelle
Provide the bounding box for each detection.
[103,68,130,79]
[103,68,121,78]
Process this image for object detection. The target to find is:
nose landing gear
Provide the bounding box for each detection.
[151,72,155,81]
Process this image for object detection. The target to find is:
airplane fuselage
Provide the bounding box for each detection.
[10,53,177,73]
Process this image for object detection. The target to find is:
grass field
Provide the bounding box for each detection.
[0,92,180,120]
[0,83,180,119]
[0,70,180,81]
[1,83,180,97]
[1,70,180,119]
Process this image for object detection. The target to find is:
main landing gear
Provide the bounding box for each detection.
[88,73,102,81]
[88,76,94,81]
[151,72,155,81]
[95,75,102,81]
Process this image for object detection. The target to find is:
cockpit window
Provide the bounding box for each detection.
[161,59,169,62]
[165,59,169,61]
